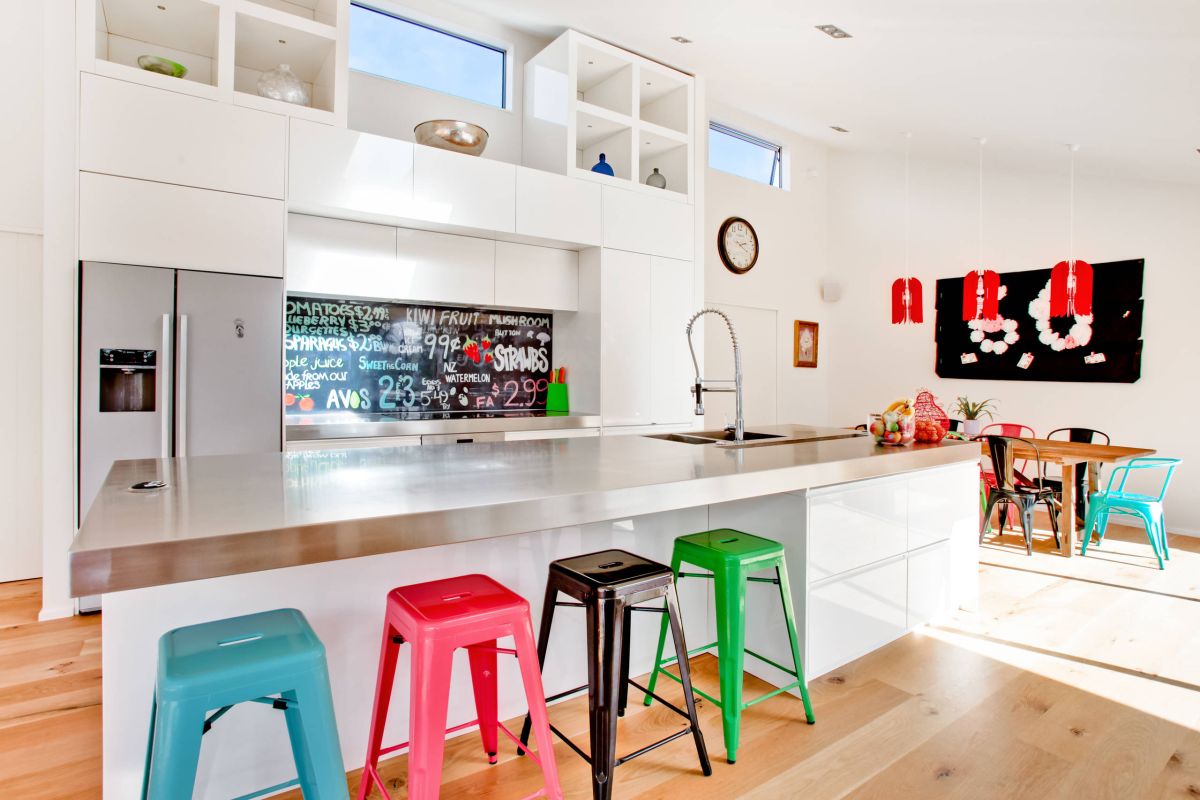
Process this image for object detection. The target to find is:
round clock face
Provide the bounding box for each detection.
[720,217,758,274]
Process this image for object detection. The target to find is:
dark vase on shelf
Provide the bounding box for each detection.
[645,167,667,189]
[591,153,615,176]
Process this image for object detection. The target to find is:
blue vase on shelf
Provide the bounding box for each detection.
[591,153,615,176]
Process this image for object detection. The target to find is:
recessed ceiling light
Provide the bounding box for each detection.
[670,35,693,44]
[830,125,849,133]
[156,3,166,8]
[816,24,852,39]
[278,39,287,45]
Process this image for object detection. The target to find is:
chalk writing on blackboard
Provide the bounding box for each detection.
[284,296,553,415]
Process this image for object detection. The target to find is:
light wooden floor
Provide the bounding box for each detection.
[3,520,1199,798]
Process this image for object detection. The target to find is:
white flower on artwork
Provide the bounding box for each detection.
[965,285,1019,356]
[1029,279,1092,351]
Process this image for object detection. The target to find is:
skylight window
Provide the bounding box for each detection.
[709,122,783,188]
[349,3,507,109]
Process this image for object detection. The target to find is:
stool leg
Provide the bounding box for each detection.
[513,615,564,800]
[143,697,206,800]
[284,671,350,800]
[713,564,746,763]
[617,604,633,717]
[586,596,624,800]
[643,551,680,707]
[665,582,712,777]
[407,639,455,800]
[358,622,401,800]
[776,563,815,724]
[466,641,500,764]
[140,693,157,800]
[520,578,559,750]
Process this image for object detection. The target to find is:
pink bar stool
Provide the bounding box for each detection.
[358,574,562,800]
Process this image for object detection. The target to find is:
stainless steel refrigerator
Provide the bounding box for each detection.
[79,261,284,526]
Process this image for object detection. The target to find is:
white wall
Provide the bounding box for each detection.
[703,105,830,427]
[348,0,550,165]
[0,1,44,582]
[825,151,1200,532]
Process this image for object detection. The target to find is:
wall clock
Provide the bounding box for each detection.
[718,217,758,274]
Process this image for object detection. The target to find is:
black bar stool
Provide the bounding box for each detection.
[519,549,711,800]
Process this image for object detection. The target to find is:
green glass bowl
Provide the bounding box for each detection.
[137,55,188,79]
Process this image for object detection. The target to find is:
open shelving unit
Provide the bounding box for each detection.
[523,29,695,203]
[82,0,347,123]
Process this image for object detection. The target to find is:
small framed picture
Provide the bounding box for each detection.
[793,320,819,368]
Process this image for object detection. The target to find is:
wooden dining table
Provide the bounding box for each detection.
[978,438,1157,557]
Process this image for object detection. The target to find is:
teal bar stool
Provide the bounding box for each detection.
[1082,457,1181,569]
[644,530,814,764]
[141,608,349,800]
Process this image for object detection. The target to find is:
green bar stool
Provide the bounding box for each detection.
[643,529,814,764]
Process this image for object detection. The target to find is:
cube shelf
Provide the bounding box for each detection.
[93,0,220,90]
[240,0,337,25]
[234,7,337,113]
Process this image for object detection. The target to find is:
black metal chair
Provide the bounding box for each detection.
[947,418,964,432]
[978,435,1061,555]
[1040,428,1111,521]
[518,549,712,800]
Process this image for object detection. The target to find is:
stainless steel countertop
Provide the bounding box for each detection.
[286,410,603,440]
[70,425,980,596]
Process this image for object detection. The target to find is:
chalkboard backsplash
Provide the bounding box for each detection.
[285,295,554,418]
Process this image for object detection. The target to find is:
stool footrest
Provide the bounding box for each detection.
[231,777,300,800]
[677,571,781,585]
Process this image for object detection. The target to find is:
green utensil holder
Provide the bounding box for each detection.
[546,383,569,413]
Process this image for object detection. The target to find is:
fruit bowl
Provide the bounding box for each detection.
[870,399,916,446]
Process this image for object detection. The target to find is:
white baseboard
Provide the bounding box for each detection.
[38,602,76,621]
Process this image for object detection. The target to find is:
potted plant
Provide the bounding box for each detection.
[953,396,996,437]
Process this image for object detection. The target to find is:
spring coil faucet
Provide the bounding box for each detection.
[686,308,744,442]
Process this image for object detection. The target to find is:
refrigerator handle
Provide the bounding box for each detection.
[176,314,189,458]
[161,314,172,459]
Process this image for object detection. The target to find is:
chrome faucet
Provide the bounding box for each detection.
[685,308,744,442]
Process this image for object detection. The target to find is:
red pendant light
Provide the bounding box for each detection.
[892,277,923,323]
[962,269,1000,321]
[891,134,924,324]
[962,138,999,321]
[1049,145,1094,317]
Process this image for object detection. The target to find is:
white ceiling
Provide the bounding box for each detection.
[453,0,1200,184]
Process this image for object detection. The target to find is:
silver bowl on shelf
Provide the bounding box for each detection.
[413,120,489,157]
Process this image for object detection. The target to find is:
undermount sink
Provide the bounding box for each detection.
[645,429,868,448]
[693,430,783,442]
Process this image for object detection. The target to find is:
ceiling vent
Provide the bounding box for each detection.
[816,24,852,39]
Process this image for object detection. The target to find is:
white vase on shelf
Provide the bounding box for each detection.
[963,419,983,437]
[257,64,309,107]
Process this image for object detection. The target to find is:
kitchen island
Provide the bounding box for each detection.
[72,425,980,798]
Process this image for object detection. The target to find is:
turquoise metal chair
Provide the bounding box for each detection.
[1081,457,1181,569]
[141,608,349,800]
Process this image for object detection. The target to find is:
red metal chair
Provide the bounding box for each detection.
[358,574,562,800]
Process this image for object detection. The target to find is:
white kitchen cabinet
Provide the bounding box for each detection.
[807,556,907,678]
[288,119,414,220]
[504,428,601,441]
[600,250,652,426]
[396,227,495,306]
[908,463,980,551]
[807,477,908,582]
[79,172,284,277]
[649,256,696,423]
[515,167,603,246]
[907,541,955,629]
[79,73,287,200]
[495,242,578,311]
[412,145,516,233]
[286,214,396,297]
[601,186,693,260]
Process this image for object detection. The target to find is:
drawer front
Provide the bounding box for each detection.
[909,463,980,551]
[79,173,284,277]
[601,186,693,260]
[395,227,495,306]
[495,242,578,311]
[808,477,908,581]
[807,557,907,678]
[412,145,516,233]
[515,167,602,246]
[80,73,286,199]
[287,436,421,451]
[289,119,414,218]
[907,542,954,629]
